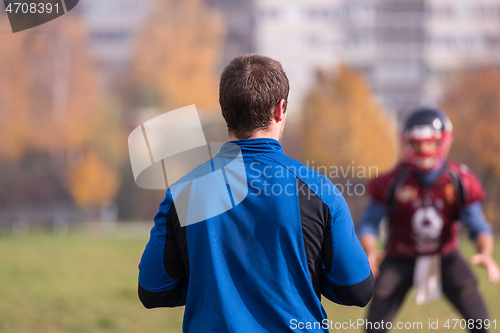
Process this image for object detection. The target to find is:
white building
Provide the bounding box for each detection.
[78,0,152,86]
[78,0,500,115]
[208,0,255,67]
[345,0,426,115]
[254,0,345,114]
[254,0,500,115]
[424,0,500,104]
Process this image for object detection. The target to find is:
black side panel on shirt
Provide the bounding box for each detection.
[164,202,189,280]
[138,198,190,309]
[297,178,329,299]
[138,280,187,308]
[297,178,373,306]
[331,272,374,306]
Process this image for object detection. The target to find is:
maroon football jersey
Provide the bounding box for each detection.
[368,161,485,257]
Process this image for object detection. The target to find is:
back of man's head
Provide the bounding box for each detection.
[219,54,289,140]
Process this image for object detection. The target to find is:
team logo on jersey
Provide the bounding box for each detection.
[443,183,455,204]
[411,206,444,253]
[397,185,418,204]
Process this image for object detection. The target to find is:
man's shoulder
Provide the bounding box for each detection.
[266,154,334,182]
[167,159,215,200]
[265,154,342,199]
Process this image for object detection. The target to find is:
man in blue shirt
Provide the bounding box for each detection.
[138,54,373,332]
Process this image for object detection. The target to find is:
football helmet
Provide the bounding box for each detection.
[401,107,453,172]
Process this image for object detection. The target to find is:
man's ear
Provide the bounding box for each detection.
[274,99,286,122]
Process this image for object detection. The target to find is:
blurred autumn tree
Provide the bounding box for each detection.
[0,12,124,213]
[111,0,226,220]
[302,65,398,177]
[130,0,225,113]
[440,67,500,226]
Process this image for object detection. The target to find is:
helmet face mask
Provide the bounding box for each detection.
[401,107,453,173]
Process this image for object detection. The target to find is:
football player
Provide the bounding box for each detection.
[357,106,500,333]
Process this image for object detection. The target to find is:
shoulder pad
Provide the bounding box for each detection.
[368,163,406,204]
[447,161,485,205]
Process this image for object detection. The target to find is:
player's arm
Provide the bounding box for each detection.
[471,233,500,284]
[357,200,389,277]
[138,190,188,308]
[460,202,500,284]
[321,192,374,307]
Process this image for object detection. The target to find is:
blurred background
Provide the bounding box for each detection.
[1,0,500,332]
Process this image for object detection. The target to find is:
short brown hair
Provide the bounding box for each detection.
[219,54,289,139]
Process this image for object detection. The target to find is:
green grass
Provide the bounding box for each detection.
[321,238,500,333]
[0,226,184,333]
[0,227,499,332]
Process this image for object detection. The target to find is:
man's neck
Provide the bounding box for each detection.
[228,130,281,142]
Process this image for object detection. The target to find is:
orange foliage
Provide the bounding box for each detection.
[67,152,119,209]
[132,0,225,113]
[0,13,35,161]
[0,15,101,160]
[441,67,500,224]
[302,65,397,176]
[0,12,123,209]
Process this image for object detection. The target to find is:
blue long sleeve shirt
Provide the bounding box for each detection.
[139,138,373,332]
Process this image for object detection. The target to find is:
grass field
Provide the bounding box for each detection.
[0,224,499,333]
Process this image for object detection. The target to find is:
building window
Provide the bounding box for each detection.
[306,8,340,20]
[90,30,130,43]
[257,9,280,20]
[454,3,473,18]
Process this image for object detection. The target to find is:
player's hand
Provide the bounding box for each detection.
[367,250,386,278]
[470,254,500,284]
